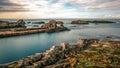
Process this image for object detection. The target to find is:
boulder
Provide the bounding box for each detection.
[41,23,51,29]
[57,21,64,27]
[71,20,88,24]
[49,20,57,28]
[60,43,69,51]
[16,19,26,28]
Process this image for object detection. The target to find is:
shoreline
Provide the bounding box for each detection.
[0,27,69,38]
[0,37,120,68]
[0,19,70,38]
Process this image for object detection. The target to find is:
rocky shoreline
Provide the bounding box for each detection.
[0,37,120,68]
[0,20,69,38]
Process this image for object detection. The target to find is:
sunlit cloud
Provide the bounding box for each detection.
[0,0,120,19]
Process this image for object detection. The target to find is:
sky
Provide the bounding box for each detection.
[0,0,120,19]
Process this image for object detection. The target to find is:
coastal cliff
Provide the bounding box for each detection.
[0,37,120,68]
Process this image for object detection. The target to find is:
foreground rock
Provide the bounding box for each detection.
[0,38,96,68]
[71,20,88,24]
[1,37,119,68]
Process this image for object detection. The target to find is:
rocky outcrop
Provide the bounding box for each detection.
[57,21,64,27]
[41,20,57,29]
[0,38,120,68]
[0,28,45,38]
[0,19,26,29]
[32,22,45,24]
[0,20,69,38]
[71,20,88,24]
[86,20,115,23]
[0,21,9,28]
[0,38,100,68]
[16,19,26,28]
[41,20,69,33]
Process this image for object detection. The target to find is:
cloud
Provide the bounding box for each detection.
[0,0,120,18]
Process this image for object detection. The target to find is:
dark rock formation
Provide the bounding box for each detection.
[32,22,45,24]
[16,19,26,27]
[71,20,88,24]
[86,20,115,23]
[27,22,31,24]
[57,21,64,27]
[41,20,69,33]
[0,21,9,28]
[0,19,26,29]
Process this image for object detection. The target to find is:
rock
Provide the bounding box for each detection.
[16,19,26,28]
[32,22,45,24]
[0,20,9,28]
[77,38,99,45]
[41,20,69,33]
[41,23,51,29]
[60,43,69,51]
[49,20,57,28]
[57,21,64,27]
[71,20,88,24]
[0,19,26,29]
[87,20,115,23]
[27,22,31,24]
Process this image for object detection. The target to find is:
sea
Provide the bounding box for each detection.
[0,19,120,64]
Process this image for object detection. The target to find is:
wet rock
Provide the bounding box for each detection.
[32,22,45,24]
[16,19,26,28]
[41,20,69,33]
[0,21,9,28]
[41,20,57,29]
[57,21,64,27]
[71,20,88,24]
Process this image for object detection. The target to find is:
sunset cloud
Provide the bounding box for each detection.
[0,0,120,19]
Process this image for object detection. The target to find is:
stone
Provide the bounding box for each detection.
[60,43,69,51]
[57,21,64,27]
[16,19,26,27]
[0,21,9,28]
[71,20,88,24]
[32,22,45,24]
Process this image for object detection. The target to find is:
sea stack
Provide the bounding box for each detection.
[41,20,69,33]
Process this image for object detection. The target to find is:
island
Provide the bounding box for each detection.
[0,19,70,38]
[71,20,88,24]
[32,22,45,24]
[86,20,115,24]
[71,20,115,25]
[0,37,120,68]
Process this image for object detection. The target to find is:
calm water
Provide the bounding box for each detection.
[0,19,120,64]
